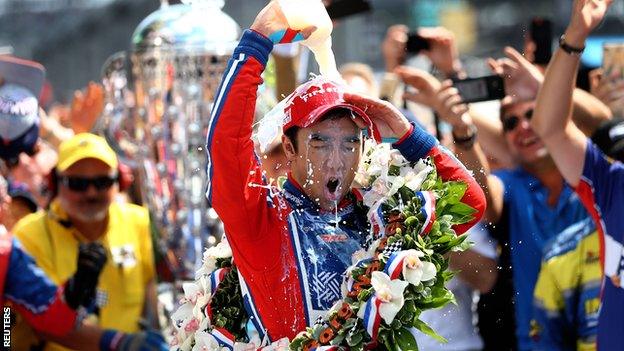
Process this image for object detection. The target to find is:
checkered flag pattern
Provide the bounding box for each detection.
[95,289,108,308]
[382,239,404,259]
[313,315,325,328]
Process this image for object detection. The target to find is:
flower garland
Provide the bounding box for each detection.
[169,142,476,351]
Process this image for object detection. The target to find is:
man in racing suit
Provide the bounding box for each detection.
[206,1,486,342]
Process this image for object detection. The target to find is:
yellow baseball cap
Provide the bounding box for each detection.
[57,133,118,172]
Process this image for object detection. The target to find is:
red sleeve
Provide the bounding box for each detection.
[427,146,486,234]
[1,233,76,337]
[205,30,282,268]
[393,124,485,235]
[13,286,77,336]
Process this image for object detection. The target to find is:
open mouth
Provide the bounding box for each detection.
[327,178,340,193]
[324,177,341,202]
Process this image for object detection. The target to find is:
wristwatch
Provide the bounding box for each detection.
[559,35,585,56]
[452,124,478,150]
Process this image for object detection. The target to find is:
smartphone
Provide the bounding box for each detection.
[530,17,553,65]
[325,0,372,20]
[453,75,505,103]
[406,32,430,54]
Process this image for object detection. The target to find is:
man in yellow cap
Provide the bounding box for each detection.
[11,133,161,351]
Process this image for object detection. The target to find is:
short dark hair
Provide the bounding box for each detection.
[283,108,354,153]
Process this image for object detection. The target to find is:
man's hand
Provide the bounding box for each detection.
[382,25,409,72]
[488,46,543,104]
[395,66,441,108]
[343,92,411,139]
[64,242,107,309]
[250,1,316,41]
[432,81,473,135]
[70,82,104,134]
[397,67,473,134]
[418,27,463,78]
[565,0,613,47]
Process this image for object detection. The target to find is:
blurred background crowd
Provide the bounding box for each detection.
[1,0,623,350]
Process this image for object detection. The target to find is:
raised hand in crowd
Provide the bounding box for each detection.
[532,0,613,187]
[488,45,610,135]
[488,46,543,105]
[381,24,409,72]
[589,68,624,117]
[382,24,463,79]
[417,26,464,78]
[70,81,105,134]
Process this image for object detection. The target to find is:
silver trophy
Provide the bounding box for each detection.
[101,0,240,280]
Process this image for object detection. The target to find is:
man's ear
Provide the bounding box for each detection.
[282,134,296,159]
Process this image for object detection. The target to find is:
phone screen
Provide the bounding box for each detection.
[406,33,430,54]
[453,75,505,103]
[456,80,488,102]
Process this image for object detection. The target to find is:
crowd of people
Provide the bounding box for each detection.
[1,0,623,350]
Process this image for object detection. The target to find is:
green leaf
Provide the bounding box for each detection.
[445,182,467,203]
[413,318,447,344]
[448,202,477,216]
[451,238,474,252]
[395,328,419,351]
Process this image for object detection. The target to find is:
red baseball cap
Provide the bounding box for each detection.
[282,77,382,142]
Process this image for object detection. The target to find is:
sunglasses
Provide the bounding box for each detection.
[59,175,117,192]
[2,144,41,169]
[502,109,534,133]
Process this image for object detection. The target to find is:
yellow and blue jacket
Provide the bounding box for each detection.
[531,217,601,351]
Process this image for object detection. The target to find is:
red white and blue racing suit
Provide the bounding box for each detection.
[575,139,624,350]
[205,29,486,342]
[0,228,77,336]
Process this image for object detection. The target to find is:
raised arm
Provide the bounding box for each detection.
[531,0,613,187]
[343,90,486,234]
[205,28,273,228]
[397,67,503,224]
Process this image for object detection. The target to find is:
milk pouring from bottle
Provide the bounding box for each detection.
[278,0,340,79]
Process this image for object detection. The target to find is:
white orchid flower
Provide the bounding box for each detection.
[363,177,389,208]
[171,302,194,331]
[389,149,407,166]
[192,331,221,351]
[386,175,405,198]
[195,257,217,279]
[196,241,232,279]
[369,271,409,324]
[402,250,437,286]
[183,282,202,305]
[205,241,233,259]
[192,292,212,323]
[400,161,432,191]
[179,334,195,351]
[262,338,290,350]
[233,342,258,351]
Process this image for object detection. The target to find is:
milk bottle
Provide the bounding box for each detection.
[278,0,340,79]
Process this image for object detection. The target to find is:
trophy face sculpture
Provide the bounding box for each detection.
[102,0,240,280]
